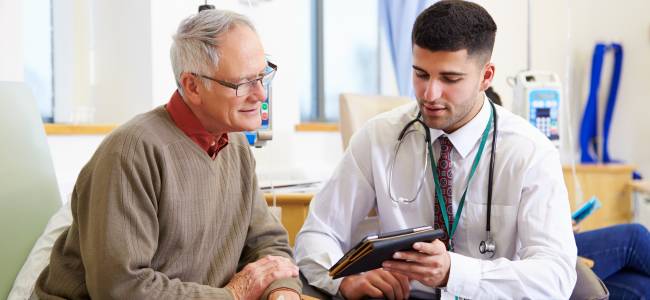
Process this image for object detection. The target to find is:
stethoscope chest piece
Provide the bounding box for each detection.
[479,230,496,258]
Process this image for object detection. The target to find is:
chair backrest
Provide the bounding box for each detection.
[570,261,610,300]
[0,82,61,298]
[338,93,412,242]
[339,93,411,150]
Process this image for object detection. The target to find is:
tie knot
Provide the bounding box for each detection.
[438,136,452,156]
[438,135,452,147]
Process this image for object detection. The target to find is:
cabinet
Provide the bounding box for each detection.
[264,193,312,246]
[265,164,636,245]
[563,164,634,231]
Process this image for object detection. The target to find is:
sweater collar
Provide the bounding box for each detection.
[165,90,228,159]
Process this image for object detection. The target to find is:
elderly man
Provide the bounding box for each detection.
[33,9,301,300]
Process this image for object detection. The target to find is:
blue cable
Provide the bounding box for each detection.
[579,43,606,163]
[602,43,623,163]
[579,43,641,179]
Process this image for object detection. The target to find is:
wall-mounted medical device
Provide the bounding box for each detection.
[512,71,561,147]
[244,84,273,148]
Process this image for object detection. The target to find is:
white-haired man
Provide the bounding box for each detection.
[33,9,301,300]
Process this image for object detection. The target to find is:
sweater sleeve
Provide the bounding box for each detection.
[237,153,302,299]
[72,136,235,300]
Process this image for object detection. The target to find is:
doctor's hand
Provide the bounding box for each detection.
[339,268,411,300]
[381,239,451,288]
[225,255,299,300]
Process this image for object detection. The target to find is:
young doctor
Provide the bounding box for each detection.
[294,1,577,299]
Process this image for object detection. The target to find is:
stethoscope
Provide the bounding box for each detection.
[386,100,498,258]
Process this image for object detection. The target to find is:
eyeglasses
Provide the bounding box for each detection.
[193,61,277,97]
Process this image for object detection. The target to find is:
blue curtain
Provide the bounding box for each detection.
[379,0,435,97]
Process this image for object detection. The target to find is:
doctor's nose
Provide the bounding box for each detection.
[423,80,443,101]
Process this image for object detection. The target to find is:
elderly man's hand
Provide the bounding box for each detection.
[339,268,411,300]
[381,239,450,288]
[225,255,299,300]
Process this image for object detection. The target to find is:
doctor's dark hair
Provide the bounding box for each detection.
[412,0,497,61]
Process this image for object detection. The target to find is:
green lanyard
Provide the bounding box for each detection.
[427,105,494,251]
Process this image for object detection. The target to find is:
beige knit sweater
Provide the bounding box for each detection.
[34,107,301,299]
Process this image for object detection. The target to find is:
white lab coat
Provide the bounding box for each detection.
[294,98,577,299]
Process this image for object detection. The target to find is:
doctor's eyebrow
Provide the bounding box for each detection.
[412,65,428,74]
[411,65,466,77]
[440,71,466,76]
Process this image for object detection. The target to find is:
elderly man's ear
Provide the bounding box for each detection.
[180,73,203,106]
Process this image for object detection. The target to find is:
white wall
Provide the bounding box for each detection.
[480,0,650,177]
[0,0,23,81]
[47,135,105,202]
[52,0,90,123]
[52,0,152,124]
[567,0,650,177]
[7,1,650,200]
[92,0,153,123]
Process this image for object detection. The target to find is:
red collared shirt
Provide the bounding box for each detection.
[165,91,228,160]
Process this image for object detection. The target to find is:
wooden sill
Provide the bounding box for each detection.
[45,122,341,134]
[562,164,634,173]
[44,123,117,135]
[264,193,313,205]
[294,122,339,132]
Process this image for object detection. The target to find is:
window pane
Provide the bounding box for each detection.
[299,0,318,121]
[23,0,54,122]
[322,0,379,121]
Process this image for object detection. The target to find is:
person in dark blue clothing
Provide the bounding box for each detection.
[574,223,650,299]
[485,87,650,299]
[487,85,650,298]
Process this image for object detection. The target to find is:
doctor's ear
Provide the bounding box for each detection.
[480,63,496,91]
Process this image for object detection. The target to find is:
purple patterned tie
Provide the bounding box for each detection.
[434,136,454,247]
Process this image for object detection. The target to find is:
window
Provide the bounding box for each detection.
[23,0,54,122]
[300,0,380,122]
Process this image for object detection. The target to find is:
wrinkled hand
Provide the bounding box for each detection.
[225,255,299,300]
[382,239,450,288]
[339,268,411,300]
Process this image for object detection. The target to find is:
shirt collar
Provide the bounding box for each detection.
[165,90,229,159]
[428,96,490,158]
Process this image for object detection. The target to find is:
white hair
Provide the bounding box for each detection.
[170,9,256,96]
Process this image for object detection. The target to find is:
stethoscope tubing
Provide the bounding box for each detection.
[388,100,499,257]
